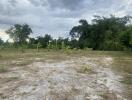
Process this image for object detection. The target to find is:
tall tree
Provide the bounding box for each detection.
[6,24,32,45]
[70,15,132,50]
[70,19,92,49]
[120,26,132,49]
[91,15,131,50]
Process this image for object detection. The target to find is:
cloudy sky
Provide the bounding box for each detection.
[0,0,132,41]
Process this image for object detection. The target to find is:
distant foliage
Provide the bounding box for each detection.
[70,15,132,50]
[6,24,32,46]
[2,15,132,51]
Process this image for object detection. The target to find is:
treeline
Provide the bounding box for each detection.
[0,15,132,51]
[70,15,132,50]
[0,34,71,50]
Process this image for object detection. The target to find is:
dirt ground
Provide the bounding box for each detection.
[0,50,132,100]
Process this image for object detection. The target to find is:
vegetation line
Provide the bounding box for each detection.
[0,15,132,51]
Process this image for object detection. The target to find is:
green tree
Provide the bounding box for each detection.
[6,24,32,46]
[70,15,132,50]
[37,34,52,48]
[91,15,131,50]
[120,27,132,49]
[0,38,4,45]
[70,19,92,49]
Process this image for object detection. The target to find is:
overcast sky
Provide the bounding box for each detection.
[0,0,132,41]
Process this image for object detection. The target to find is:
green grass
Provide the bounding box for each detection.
[0,48,132,78]
[77,65,95,74]
[0,65,8,73]
[121,75,132,85]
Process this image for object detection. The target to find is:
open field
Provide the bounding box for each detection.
[0,49,132,100]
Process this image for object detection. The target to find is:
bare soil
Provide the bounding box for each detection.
[0,50,132,100]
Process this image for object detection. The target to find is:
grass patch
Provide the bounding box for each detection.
[6,77,19,82]
[0,93,7,99]
[121,75,132,85]
[100,92,117,100]
[9,59,34,67]
[0,65,8,73]
[77,65,95,74]
[14,60,32,66]
[111,56,132,74]
[0,54,2,58]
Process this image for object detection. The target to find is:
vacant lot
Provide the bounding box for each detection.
[0,49,132,100]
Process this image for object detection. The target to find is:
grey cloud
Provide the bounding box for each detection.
[28,0,47,7]
[28,0,41,6]
[0,0,132,41]
[47,0,85,10]
[8,0,17,7]
[0,18,14,25]
[28,0,84,10]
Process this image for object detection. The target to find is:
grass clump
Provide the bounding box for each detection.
[77,65,95,74]
[0,65,8,73]
[15,61,31,66]
[100,92,117,100]
[0,54,2,58]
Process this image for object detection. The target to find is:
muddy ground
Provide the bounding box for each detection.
[0,50,132,100]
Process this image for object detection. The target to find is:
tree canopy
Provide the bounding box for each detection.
[6,24,32,45]
[70,15,132,50]
[2,15,132,51]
